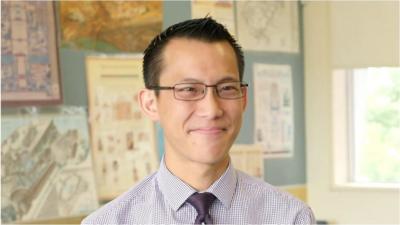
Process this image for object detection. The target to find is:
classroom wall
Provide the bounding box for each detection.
[54,1,308,188]
[304,1,400,224]
[2,2,308,222]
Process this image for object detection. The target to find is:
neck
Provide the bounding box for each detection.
[164,153,229,191]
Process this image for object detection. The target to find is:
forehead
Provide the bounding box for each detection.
[163,37,234,56]
[160,38,239,83]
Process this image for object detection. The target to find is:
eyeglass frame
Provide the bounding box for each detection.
[147,81,249,101]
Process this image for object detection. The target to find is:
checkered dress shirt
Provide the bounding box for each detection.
[82,159,315,224]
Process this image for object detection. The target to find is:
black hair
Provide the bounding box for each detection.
[143,17,244,89]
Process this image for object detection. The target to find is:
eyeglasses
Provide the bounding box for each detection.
[147,81,248,101]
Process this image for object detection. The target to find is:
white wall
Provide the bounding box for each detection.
[330,1,399,68]
[304,2,400,224]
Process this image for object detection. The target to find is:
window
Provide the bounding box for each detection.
[333,67,400,185]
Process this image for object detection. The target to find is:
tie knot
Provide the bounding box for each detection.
[186,192,216,224]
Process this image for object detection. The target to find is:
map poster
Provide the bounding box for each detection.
[230,144,264,179]
[1,1,62,106]
[191,0,236,36]
[1,107,98,223]
[59,1,162,53]
[236,1,299,52]
[86,55,159,201]
[253,64,294,158]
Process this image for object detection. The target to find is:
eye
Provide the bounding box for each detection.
[176,85,199,93]
[174,84,204,100]
[219,83,239,92]
[182,87,197,92]
[221,85,237,91]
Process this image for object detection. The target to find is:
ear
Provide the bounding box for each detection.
[138,89,160,121]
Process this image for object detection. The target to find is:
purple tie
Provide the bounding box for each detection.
[186,192,216,224]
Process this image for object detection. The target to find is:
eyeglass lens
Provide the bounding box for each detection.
[173,82,245,100]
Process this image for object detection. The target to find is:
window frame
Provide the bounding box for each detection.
[332,68,399,189]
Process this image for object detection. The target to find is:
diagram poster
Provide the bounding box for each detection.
[253,64,294,158]
[191,0,235,36]
[1,107,98,223]
[236,1,299,52]
[230,144,264,179]
[86,55,159,201]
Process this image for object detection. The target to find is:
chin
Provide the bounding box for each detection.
[194,146,230,164]
[193,156,228,166]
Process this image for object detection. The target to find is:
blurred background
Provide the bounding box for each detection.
[1,1,399,224]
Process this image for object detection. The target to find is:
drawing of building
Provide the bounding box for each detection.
[1,119,84,223]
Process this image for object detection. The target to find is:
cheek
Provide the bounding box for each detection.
[228,106,245,130]
[227,103,245,118]
[158,102,193,127]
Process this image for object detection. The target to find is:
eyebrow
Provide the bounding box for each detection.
[179,76,240,84]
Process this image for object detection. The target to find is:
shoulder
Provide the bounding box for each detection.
[81,172,157,225]
[236,170,304,203]
[236,170,314,222]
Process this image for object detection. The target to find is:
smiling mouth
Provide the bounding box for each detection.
[189,127,227,135]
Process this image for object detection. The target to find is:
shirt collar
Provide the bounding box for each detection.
[156,157,237,211]
[206,160,237,209]
[157,158,196,211]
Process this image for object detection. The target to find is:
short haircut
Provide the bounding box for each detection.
[143,17,244,89]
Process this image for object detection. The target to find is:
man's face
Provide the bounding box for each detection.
[146,38,247,167]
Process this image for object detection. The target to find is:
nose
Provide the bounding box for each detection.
[196,87,223,118]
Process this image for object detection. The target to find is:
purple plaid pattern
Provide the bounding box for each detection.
[82,158,315,224]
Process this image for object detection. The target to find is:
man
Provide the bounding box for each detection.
[82,17,315,224]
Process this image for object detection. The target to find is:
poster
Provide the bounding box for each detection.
[59,1,162,52]
[86,56,159,201]
[253,64,294,158]
[236,1,299,52]
[1,1,62,106]
[191,0,235,36]
[1,107,98,223]
[230,144,264,179]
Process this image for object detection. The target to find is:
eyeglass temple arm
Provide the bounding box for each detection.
[146,86,174,90]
